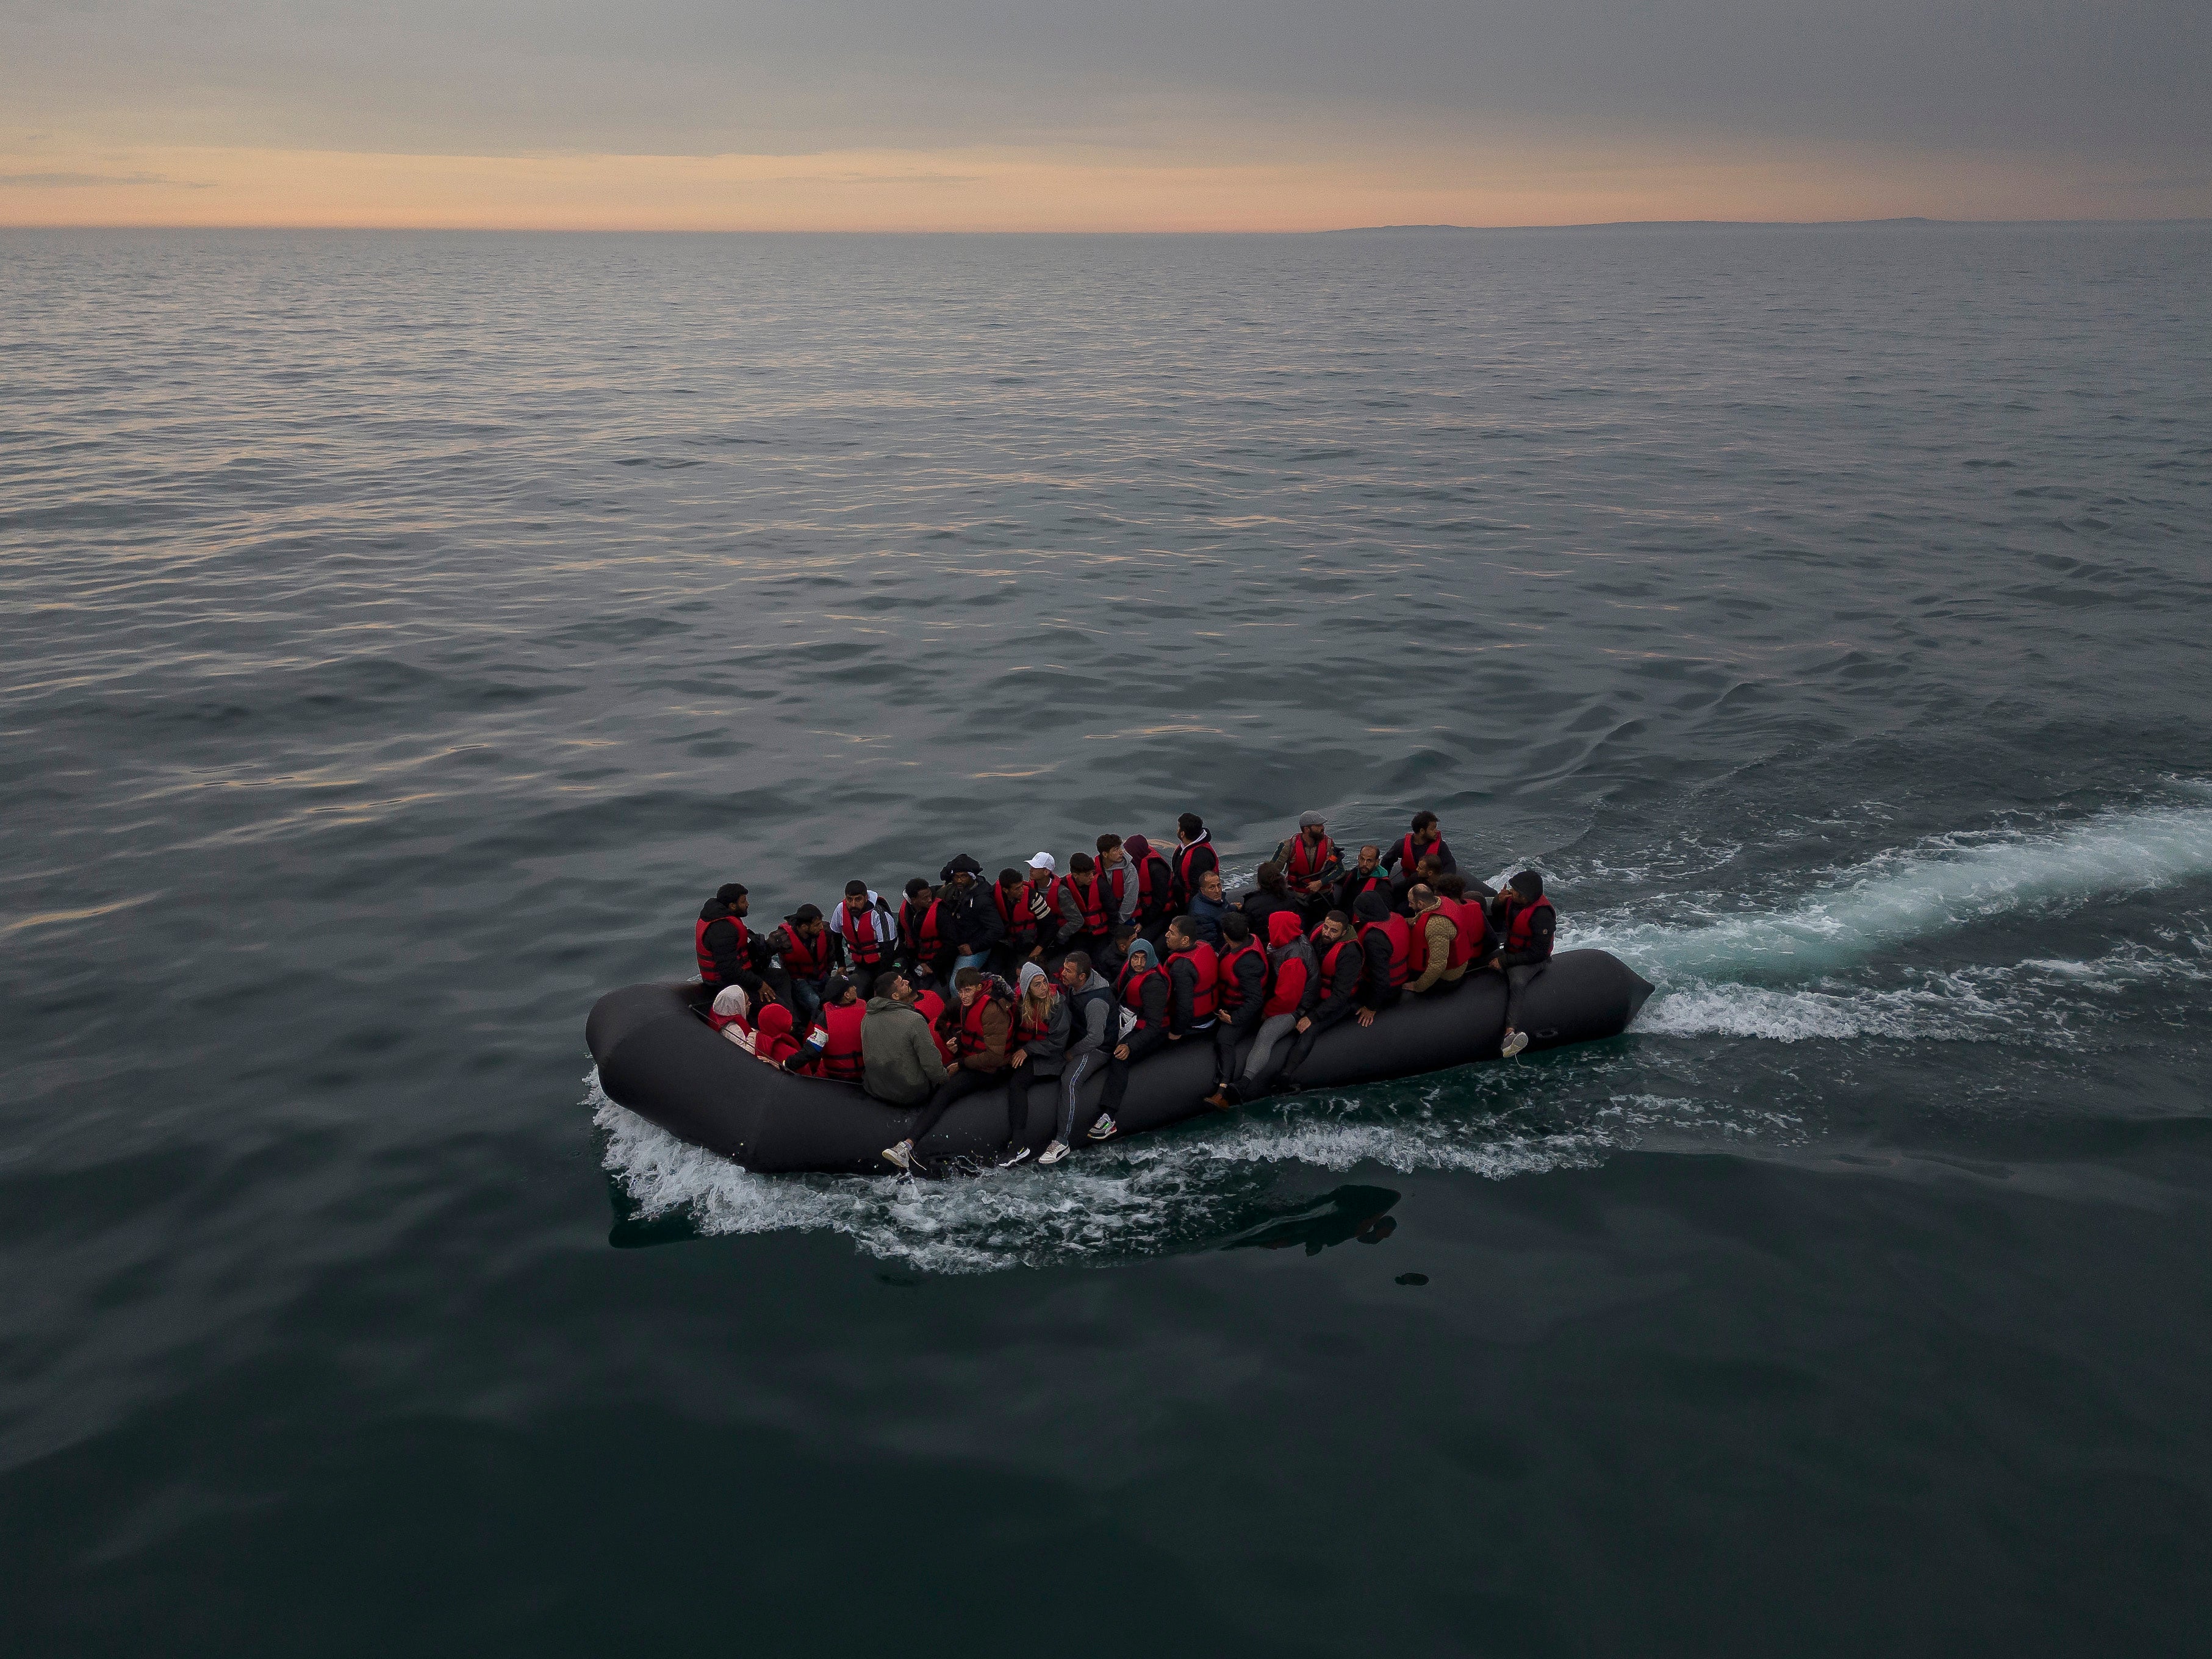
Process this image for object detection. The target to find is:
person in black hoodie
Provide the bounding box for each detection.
[1121,834,1177,942]
[1491,869,1558,1058]
[694,883,775,1001]
[1210,912,1272,1097]
[1353,888,1404,1028]
[1238,861,1304,934]
[1279,908,1365,1087]
[1169,812,1218,910]
[935,855,1000,981]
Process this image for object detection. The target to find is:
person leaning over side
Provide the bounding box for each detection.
[1208,911,1273,1105]
[1097,937,1170,1127]
[861,967,950,1110]
[1404,884,1467,996]
[880,967,1017,1170]
[1275,812,1342,922]
[1037,951,1116,1165]
[1490,869,1557,1058]
[829,880,899,998]
[1278,908,1365,1089]
[1161,914,1219,1042]
[1207,911,1315,1106]
[1189,867,1234,948]
[999,961,1069,1166]
[1352,888,1410,1026]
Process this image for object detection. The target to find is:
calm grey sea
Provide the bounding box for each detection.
[4,224,2211,1655]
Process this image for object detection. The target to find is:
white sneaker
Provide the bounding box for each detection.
[881,1140,913,1170]
[1086,1114,1118,1141]
[1038,1141,1071,1166]
[1501,1031,1529,1058]
[999,1145,1032,1168]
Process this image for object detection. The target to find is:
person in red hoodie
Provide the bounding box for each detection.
[1206,911,1316,1108]
[751,1001,803,1069]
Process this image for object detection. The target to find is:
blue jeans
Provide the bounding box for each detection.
[952,950,989,984]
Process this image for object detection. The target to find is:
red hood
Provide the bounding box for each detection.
[1267,911,1304,947]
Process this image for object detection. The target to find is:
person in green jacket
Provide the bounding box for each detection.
[861,970,949,1110]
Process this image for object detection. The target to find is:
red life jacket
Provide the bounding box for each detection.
[706,1001,749,1035]
[1168,940,1219,1021]
[840,899,889,969]
[993,882,1042,939]
[1503,895,1556,956]
[1399,833,1443,872]
[818,999,866,1082]
[1016,989,1060,1045]
[1105,864,1126,914]
[1215,939,1269,1013]
[1360,914,1412,989]
[1066,873,1113,935]
[1406,906,1456,975]
[1132,854,1171,919]
[902,898,943,956]
[695,912,750,983]
[1116,959,1166,1029]
[777,925,833,981]
[958,989,1010,1061]
[1319,935,1359,991]
[915,989,953,1064]
[1174,840,1212,901]
[1287,833,1336,884]
[1448,898,1487,969]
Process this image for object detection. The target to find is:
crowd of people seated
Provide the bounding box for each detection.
[691,809,1558,1171]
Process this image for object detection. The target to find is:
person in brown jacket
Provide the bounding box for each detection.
[880,969,1016,1170]
[1405,884,1467,995]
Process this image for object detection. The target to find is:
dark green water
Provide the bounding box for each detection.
[4,224,2210,1654]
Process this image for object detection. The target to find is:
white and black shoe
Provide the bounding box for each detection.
[1038,1141,1071,1166]
[1501,1031,1529,1058]
[881,1140,914,1170]
[998,1144,1033,1168]
[1086,1114,1119,1140]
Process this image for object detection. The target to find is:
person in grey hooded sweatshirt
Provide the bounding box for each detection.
[1000,960,1069,1164]
[1034,951,1118,1166]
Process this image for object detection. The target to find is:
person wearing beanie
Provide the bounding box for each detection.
[1353,888,1410,1027]
[1000,959,1069,1163]
[935,853,1000,983]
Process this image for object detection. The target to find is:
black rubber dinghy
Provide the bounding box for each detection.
[587,949,1653,1175]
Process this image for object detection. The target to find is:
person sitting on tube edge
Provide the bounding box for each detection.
[1097,937,1169,1128]
[767,903,836,1029]
[1352,887,1410,1027]
[1279,908,1365,1089]
[1170,812,1218,911]
[1274,812,1342,923]
[1036,951,1117,1166]
[1404,884,1467,996]
[998,961,1068,1166]
[1205,911,1316,1106]
[695,881,778,1006]
[936,854,998,984]
[881,967,1017,1172]
[1207,911,1273,1106]
[828,880,899,998]
[1238,859,1305,934]
[1121,833,1177,942]
[1161,914,1219,1043]
[1490,870,1557,1058]
[1188,867,1234,948]
[860,966,950,1111]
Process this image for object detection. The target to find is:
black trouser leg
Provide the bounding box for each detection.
[1099,1027,1168,1114]
[1505,963,1548,1031]
[847,966,877,1000]
[1004,1067,1047,1148]
[1281,1005,1351,1084]
[907,1067,1000,1148]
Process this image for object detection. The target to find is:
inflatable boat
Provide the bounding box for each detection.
[586,949,1653,1175]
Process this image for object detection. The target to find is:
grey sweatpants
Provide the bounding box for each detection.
[1236,1013,1299,1097]
[1054,1048,1107,1145]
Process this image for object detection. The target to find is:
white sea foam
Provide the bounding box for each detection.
[1577,796,2212,984]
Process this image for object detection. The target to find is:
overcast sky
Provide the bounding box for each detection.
[4,0,2207,228]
